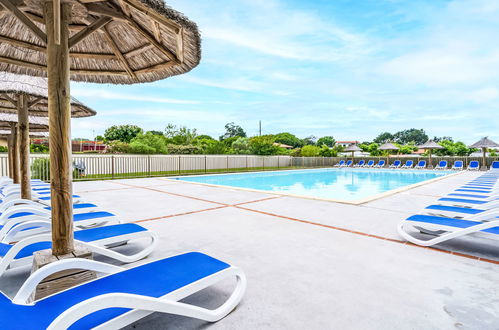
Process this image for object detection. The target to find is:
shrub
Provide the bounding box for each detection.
[129,133,167,154]
[196,139,227,154]
[106,141,130,153]
[30,144,49,153]
[31,158,50,180]
[301,145,321,157]
[167,144,201,154]
[231,137,251,154]
[249,135,280,155]
[319,145,337,157]
[0,146,8,153]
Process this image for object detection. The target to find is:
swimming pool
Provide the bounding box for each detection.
[174,168,455,203]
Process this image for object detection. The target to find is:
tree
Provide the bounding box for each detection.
[129,132,167,154]
[393,129,428,145]
[319,145,337,157]
[249,135,280,155]
[196,138,226,154]
[397,142,418,154]
[433,140,475,156]
[274,132,303,148]
[231,137,251,154]
[220,122,246,140]
[301,145,321,157]
[147,130,164,136]
[95,135,105,141]
[301,136,316,146]
[104,125,143,143]
[195,134,215,141]
[316,136,336,147]
[165,123,198,145]
[433,136,453,143]
[373,132,394,144]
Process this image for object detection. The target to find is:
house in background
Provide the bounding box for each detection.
[336,140,359,148]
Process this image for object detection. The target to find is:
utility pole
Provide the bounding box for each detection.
[259,120,262,136]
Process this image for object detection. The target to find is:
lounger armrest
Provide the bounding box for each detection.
[48,266,247,329]
[2,220,51,243]
[0,199,44,212]
[469,209,499,221]
[14,259,124,305]
[0,206,50,225]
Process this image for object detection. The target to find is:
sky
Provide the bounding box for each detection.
[71,0,499,144]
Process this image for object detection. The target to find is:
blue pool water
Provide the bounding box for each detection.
[175,168,454,201]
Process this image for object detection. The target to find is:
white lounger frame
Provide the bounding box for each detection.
[0,229,157,275]
[0,207,116,242]
[10,257,246,329]
[397,218,499,246]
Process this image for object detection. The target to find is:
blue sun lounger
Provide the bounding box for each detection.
[490,161,499,170]
[343,160,353,167]
[374,160,385,168]
[0,252,246,329]
[364,160,375,167]
[353,160,365,167]
[398,214,499,246]
[334,160,345,167]
[389,160,401,168]
[0,223,157,276]
[435,160,448,170]
[451,160,463,170]
[467,161,480,171]
[0,210,118,242]
[423,204,499,219]
[401,160,414,169]
[414,160,426,169]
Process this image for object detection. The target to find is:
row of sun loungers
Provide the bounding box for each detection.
[398,169,499,246]
[334,159,494,170]
[0,177,246,328]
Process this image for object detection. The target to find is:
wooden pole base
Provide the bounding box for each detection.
[30,245,96,302]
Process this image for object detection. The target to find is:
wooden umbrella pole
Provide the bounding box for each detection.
[18,93,31,199]
[10,123,19,183]
[45,1,74,256]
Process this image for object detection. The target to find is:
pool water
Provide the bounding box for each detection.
[174,168,454,202]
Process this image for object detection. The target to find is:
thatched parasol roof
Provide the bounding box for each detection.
[0,0,201,84]
[469,137,499,149]
[0,112,48,131]
[0,129,47,137]
[379,142,399,151]
[418,140,443,149]
[344,144,362,152]
[0,72,95,117]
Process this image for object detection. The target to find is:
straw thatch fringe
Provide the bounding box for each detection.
[0,72,95,117]
[0,112,48,131]
[0,0,201,84]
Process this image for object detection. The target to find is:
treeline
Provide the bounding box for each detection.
[88,124,480,157]
[98,123,344,156]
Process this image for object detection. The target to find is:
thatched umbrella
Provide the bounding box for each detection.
[469,137,499,170]
[0,72,94,199]
[0,113,48,183]
[379,142,399,166]
[418,140,443,169]
[0,0,200,256]
[344,144,362,158]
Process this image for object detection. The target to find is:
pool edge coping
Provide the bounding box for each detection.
[159,168,465,205]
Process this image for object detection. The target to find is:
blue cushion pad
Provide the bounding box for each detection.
[455,189,491,193]
[407,214,499,235]
[73,211,114,223]
[438,198,487,205]
[448,193,489,199]
[39,195,80,201]
[0,224,146,259]
[74,223,146,243]
[425,205,482,214]
[0,252,230,330]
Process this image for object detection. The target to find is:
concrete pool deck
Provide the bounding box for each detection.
[1,170,498,329]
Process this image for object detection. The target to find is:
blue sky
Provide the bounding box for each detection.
[71,0,499,144]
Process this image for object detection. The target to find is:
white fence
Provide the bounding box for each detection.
[2,154,497,182]
[0,154,293,181]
